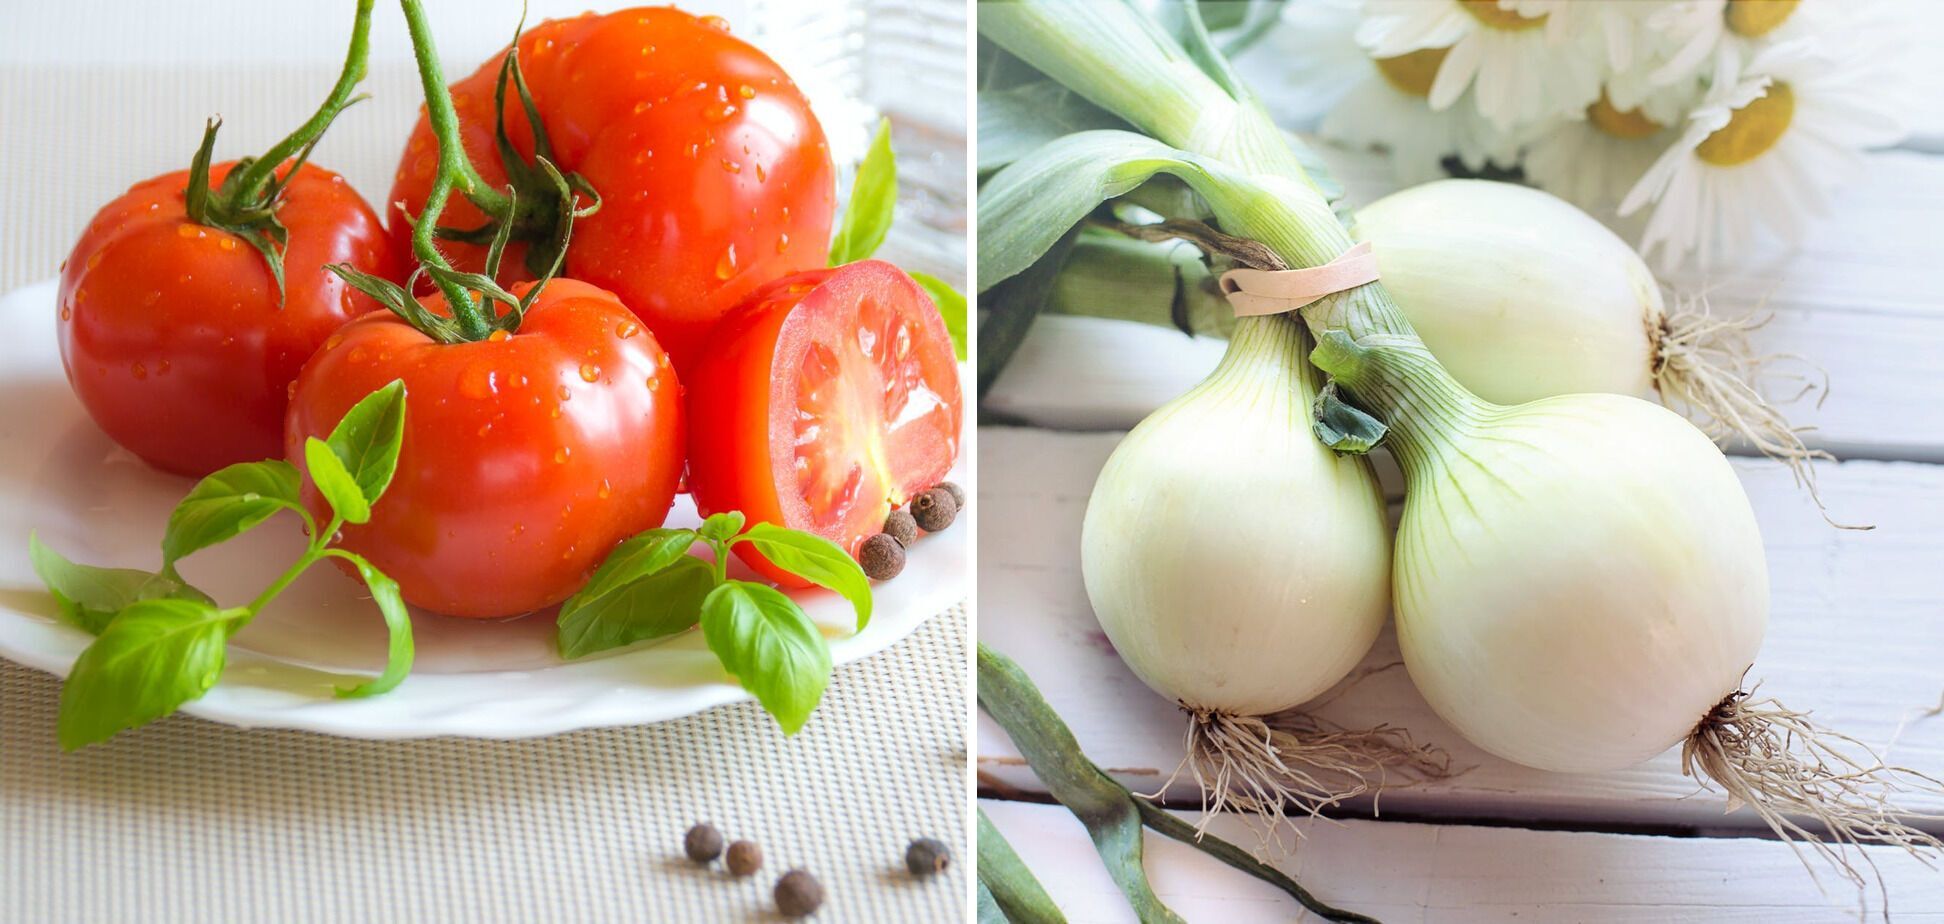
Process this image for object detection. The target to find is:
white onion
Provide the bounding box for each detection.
[1349,180,1663,405]
[1081,316,1391,717]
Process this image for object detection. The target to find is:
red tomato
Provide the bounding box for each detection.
[386,7,836,371]
[57,161,398,477]
[284,279,684,618]
[686,261,962,585]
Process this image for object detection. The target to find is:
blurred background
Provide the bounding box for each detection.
[0,0,967,293]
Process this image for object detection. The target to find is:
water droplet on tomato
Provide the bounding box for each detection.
[555,447,571,464]
[701,13,729,31]
[633,149,650,165]
[598,479,611,499]
[131,362,147,380]
[347,345,371,365]
[721,159,741,174]
[86,252,103,270]
[557,385,572,401]
[616,320,639,338]
[647,375,661,393]
[704,103,738,122]
[218,237,237,251]
[460,364,496,398]
[157,359,170,374]
[477,423,493,437]
[715,245,738,280]
[176,224,201,239]
[738,84,756,100]
[755,163,768,183]
[579,363,600,383]
[775,232,790,254]
[59,306,71,321]
[323,332,345,351]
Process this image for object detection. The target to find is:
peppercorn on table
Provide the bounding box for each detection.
[975,16,1944,921]
[0,2,970,921]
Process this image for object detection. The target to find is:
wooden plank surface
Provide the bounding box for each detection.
[980,799,1944,922]
[975,426,1944,831]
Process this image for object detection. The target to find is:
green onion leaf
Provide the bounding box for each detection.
[161,460,304,567]
[978,807,1069,923]
[828,117,897,266]
[700,580,832,735]
[56,598,245,750]
[736,523,873,630]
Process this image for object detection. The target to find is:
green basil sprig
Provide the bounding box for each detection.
[827,117,968,360]
[556,514,871,735]
[31,381,415,749]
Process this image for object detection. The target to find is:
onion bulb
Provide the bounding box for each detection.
[1352,180,1833,504]
[1081,314,1442,819]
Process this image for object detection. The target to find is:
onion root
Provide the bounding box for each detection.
[1683,688,1944,920]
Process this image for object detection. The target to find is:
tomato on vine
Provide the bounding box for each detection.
[288,0,683,618]
[56,0,399,477]
[385,6,837,371]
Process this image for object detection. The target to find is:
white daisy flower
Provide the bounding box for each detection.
[1525,83,1698,215]
[1354,0,1607,130]
[1320,46,1525,186]
[1505,0,1666,72]
[1648,0,1848,88]
[1619,39,1908,269]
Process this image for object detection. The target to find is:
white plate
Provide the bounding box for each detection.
[0,279,968,739]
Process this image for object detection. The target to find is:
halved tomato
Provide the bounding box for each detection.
[687,260,962,586]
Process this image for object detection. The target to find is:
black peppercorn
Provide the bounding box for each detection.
[726,840,763,877]
[882,508,918,547]
[910,487,958,532]
[775,869,824,917]
[683,823,723,864]
[904,837,950,876]
[937,481,966,509]
[858,533,905,581]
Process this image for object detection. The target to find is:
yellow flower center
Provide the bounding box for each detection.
[1695,82,1795,166]
[1725,0,1800,38]
[1459,0,1548,31]
[1586,92,1663,140]
[1373,47,1451,98]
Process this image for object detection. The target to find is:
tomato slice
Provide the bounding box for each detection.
[688,260,962,586]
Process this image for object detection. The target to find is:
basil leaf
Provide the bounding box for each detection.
[700,580,831,734]
[332,552,414,699]
[556,556,714,659]
[305,436,371,524]
[737,523,873,630]
[909,270,968,361]
[827,117,896,266]
[56,598,244,750]
[698,511,746,544]
[322,378,408,508]
[162,459,303,566]
[29,534,209,635]
[560,527,698,619]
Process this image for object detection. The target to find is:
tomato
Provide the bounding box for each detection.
[687,260,962,586]
[284,279,684,618]
[386,7,836,371]
[57,161,399,477]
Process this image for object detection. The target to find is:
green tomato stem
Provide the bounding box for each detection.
[226,0,377,200]
[397,0,503,339]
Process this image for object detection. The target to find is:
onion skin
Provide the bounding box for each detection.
[1352,180,1664,406]
[1393,394,1768,772]
[1081,318,1392,716]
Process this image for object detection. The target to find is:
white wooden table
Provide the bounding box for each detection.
[975,90,1944,924]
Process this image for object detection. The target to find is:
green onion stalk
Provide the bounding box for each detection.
[980,0,1943,896]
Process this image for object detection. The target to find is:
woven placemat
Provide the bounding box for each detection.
[0,607,967,923]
